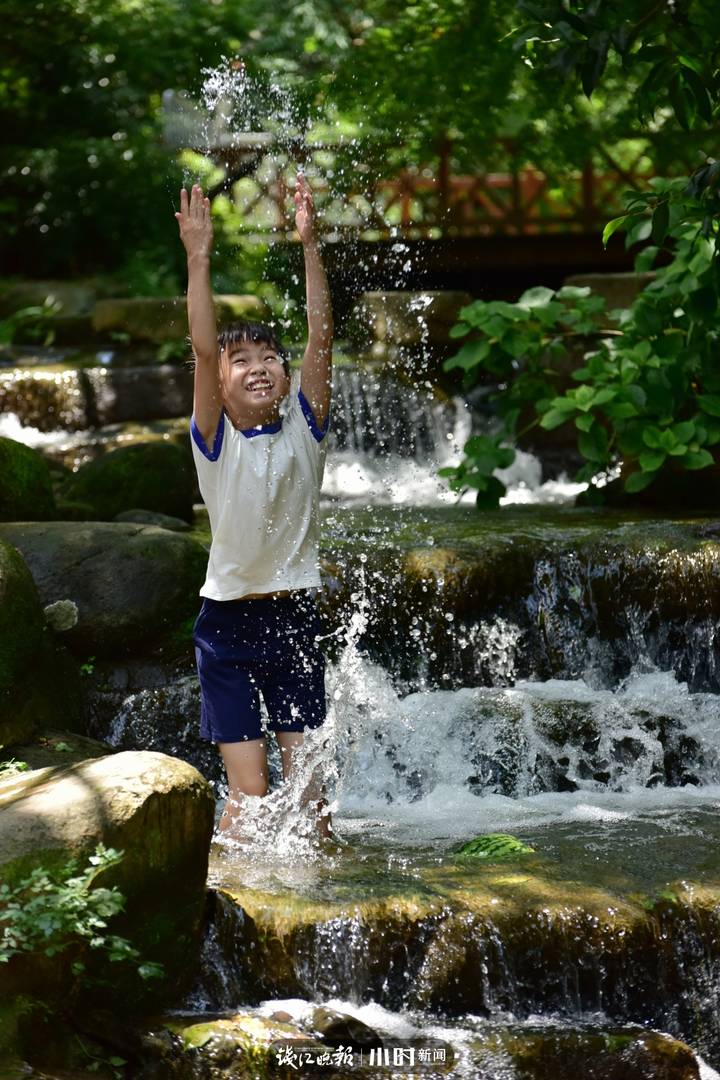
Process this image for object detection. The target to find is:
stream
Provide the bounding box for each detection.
[4,353,720,1078]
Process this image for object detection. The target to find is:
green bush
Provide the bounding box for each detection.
[443,171,720,507]
[0,843,163,983]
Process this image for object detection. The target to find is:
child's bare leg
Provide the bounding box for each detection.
[275,731,332,840]
[217,739,269,837]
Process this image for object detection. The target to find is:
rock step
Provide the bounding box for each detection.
[187,812,720,1061]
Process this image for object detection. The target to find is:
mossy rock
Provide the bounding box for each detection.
[0,522,207,657]
[92,295,269,345]
[61,441,195,522]
[0,438,55,522]
[0,541,48,747]
[455,833,535,861]
[470,1025,699,1080]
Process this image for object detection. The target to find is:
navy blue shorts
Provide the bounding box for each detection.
[193,592,327,744]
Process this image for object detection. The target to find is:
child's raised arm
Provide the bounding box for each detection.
[295,174,333,429]
[175,184,223,444]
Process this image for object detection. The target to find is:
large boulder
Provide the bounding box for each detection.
[0,522,207,657]
[60,440,195,521]
[92,295,269,345]
[84,365,193,425]
[0,747,215,1019]
[0,436,56,521]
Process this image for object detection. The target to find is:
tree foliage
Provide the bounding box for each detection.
[0,0,708,281]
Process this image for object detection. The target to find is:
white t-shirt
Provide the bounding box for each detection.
[190,386,328,600]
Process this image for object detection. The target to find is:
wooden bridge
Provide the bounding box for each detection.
[162,97,688,301]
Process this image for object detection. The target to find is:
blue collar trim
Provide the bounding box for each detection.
[240,417,283,438]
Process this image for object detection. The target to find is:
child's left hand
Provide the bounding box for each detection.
[294,172,317,245]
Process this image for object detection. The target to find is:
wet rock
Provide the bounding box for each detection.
[195,821,720,1058]
[471,1024,699,1080]
[61,441,195,521]
[92,295,268,345]
[87,673,223,790]
[0,436,56,521]
[0,522,206,657]
[157,1011,307,1076]
[0,749,214,1016]
[83,365,193,425]
[115,509,192,532]
[310,1006,381,1047]
[320,508,720,693]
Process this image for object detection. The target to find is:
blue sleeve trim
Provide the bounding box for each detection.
[298,388,330,443]
[191,412,225,461]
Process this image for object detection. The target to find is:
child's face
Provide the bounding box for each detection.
[220,339,291,419]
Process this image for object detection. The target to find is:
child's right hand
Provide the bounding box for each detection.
[175,184,213,260]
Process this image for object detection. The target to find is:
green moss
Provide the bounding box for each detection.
[0,438,55,522]
[62,441,194,521]
[0,541,45,697]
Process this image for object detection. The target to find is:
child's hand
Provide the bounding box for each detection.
[175,184,213,260]
[294,172,318,246]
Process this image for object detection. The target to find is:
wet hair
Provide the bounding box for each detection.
[217,321,290,377]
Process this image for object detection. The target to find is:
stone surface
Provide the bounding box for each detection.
[0,522,207,657]
[61,440,195,521]
[92,295,269,345]
[114,508,192,532]
[0,280,98,319]
[470,1026,700,1080]
[83,365,193,425]
[0,748,215,1012]
[193,810,720,1059]
[563,271,656,313]
[312,506,720,693]
[0,437,56,521]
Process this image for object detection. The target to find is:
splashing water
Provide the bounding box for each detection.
[211,567,372,862]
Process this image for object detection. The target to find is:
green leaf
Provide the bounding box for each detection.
[556,285,591,300]
[697,394,720,418]
[602,215,629,247]
[518,285,555,308]
[592,388,617,407]
[642,425,665,450]
[449,322,469,339]
[685,449,714,469]
[624,469,659,493]
[575,413,595,432]
[540,408,572,430]
[672,421,696,444]
[638,450,666,472]
[444,339,491,372]
[578,424,609,462]
[634,245,659,272]
[651,200,670,245]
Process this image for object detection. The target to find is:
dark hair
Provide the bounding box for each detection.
[217,321,290,376]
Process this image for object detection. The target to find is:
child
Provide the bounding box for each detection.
[175,173,333,840]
